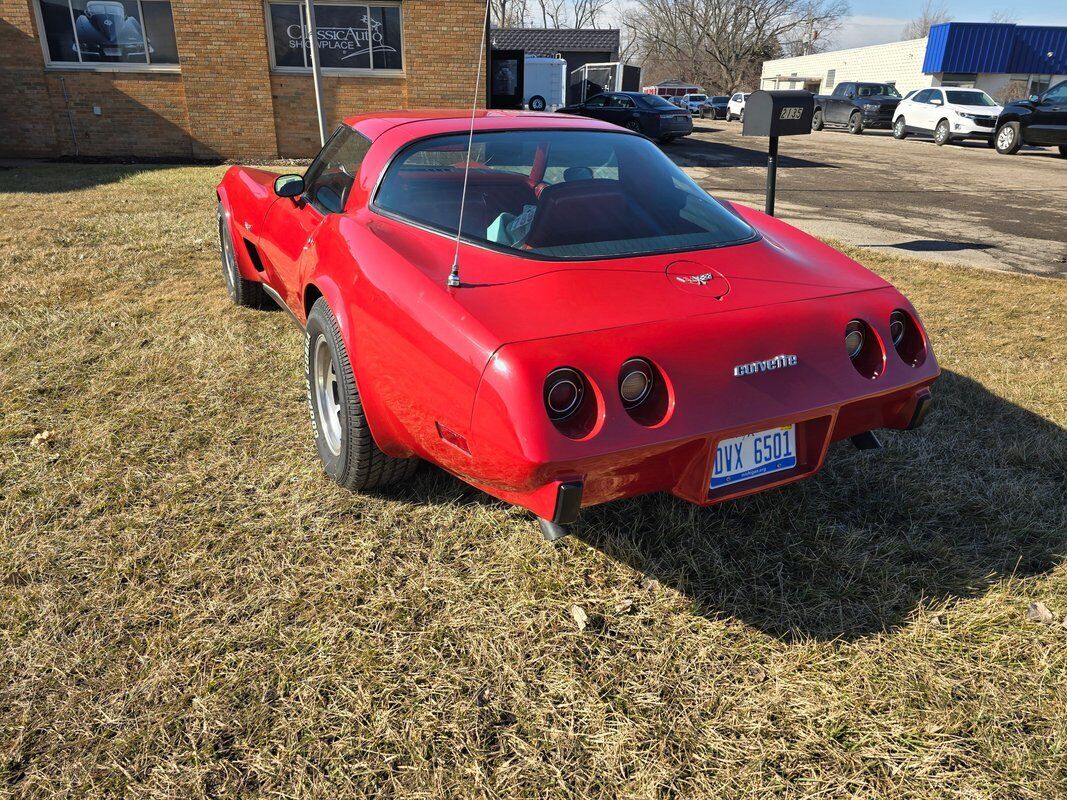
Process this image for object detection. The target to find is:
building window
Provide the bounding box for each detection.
[37,0,179,67]
[267,1,403,74]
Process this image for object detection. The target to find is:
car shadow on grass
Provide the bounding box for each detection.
[567,369,1066,641]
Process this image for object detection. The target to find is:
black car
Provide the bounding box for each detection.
[557,92,693,144]
[994,80,1067,156]
[699,96,730,119]
[812,82,903,134]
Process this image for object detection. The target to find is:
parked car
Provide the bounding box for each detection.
[993,79,1067,156]
[216,111,938,540]
[726,92,750,121]
[677,93,708,114]
[699,96,730,119]
[73,0,151,60]
[892,88,1002,145]
[557,91,693,143]
[813,82,902,134]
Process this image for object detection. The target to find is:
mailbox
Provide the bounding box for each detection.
[742,90,815,137]
[739,90,815,217]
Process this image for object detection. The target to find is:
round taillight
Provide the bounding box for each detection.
[845,320,865,360]
[889,309,927,367]
[544,368,584,421]
[619,358,654,408]
[889,310,907,346]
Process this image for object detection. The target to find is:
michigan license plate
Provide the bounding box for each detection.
[711,425,797,489]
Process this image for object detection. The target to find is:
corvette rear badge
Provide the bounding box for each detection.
[676,273,716,286]
[733,354,798,377]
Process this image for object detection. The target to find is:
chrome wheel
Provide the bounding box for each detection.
[935,121,949,145]
[313,334,342,456]
[996,125,1015,150]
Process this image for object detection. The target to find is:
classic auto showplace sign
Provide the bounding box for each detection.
[271,3,403,71]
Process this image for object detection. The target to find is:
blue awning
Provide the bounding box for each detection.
[923,23,1067,75]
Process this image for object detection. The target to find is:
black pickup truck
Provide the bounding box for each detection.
[812,82,904,134]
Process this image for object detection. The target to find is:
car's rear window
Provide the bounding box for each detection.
[690,95,707,102]
[373,130,756,260]
[638,94,679,110]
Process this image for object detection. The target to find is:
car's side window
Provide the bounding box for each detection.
[832,83,849,97]
[913,89,931,104]
[585,95,607,108]
[303,127,372,214]
[1043,82,1067,103]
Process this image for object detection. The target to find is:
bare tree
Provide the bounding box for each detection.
[535,0,569,27]
[625,0,849,94]
[572,0,612,28]
[988,9,1019,23]
[901,0,951,40]
[491,0,531,27]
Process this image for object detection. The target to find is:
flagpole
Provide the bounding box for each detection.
[304,0,327,145]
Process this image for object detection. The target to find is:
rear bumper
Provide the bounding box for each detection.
[472,380,936,521]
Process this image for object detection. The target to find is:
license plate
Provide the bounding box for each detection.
[711,425,797,489]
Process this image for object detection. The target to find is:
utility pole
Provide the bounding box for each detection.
[304,0,327,145]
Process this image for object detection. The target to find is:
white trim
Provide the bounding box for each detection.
[32,0,181,73]
[264,0,405,77]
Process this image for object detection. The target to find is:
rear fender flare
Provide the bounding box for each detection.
[302,273,413,458]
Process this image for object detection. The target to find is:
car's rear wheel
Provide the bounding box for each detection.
[848,112,863,134]
[892,116,907,139]
[624,119,643,134]
[217,204,265,309]
[811,109,824,131]
[995,121,1021,154]
[739,108,745,123]
[305,298,419,492]
[1058,145,1067,158]
[934,119,951,146]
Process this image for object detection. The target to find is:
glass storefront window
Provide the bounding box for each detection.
[268,2,403,72]
[37,0,179,66]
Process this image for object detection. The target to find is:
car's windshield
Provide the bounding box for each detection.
[945,90,996,106]
[639,94,677,109]
[712,96,728,102]
[857,84,901,97]
[374,130,756,260]
[690,95,706,103]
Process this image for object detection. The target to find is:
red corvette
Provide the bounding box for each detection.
[216,110,938,540]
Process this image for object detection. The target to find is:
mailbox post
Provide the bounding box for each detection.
[741,90,815,216]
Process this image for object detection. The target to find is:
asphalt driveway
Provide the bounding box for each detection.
[672,121,1067,277]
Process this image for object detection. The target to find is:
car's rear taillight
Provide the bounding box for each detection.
[889,309,927,367]
[845,319,885,379]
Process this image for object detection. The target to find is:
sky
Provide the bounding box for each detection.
[603,0,1067,51]
[834,1,1067,49]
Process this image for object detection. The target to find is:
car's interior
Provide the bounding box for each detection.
[373,131,754,258]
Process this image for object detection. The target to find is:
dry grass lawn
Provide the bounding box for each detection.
[1,163,1065,799]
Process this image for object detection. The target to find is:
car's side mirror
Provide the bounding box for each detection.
[1029,94,1041,103]
[274,174,305,199]
[845,92,854,99]
[931,98,942,106]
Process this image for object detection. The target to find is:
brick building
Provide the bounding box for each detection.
[0,0,485,160]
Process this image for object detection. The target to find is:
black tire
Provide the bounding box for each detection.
[624,119,644,135]
[304,298,419,492]
[739,108,745,124]
[934,119,951,146]
[811,108,824,131]
[892,116,907,139]
[1058,145,1067,158]
[994,121,1021,155]
[218,204,266,309]
[848,112,863,135]
[528,95,546,112]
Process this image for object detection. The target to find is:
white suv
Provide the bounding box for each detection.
[726,92,750,122]
[893,87,1003,146]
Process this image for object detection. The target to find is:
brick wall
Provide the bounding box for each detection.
[0,0,484,160]
[0,0,58,157]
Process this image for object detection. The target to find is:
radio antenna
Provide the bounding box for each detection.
[448,0,492,289]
